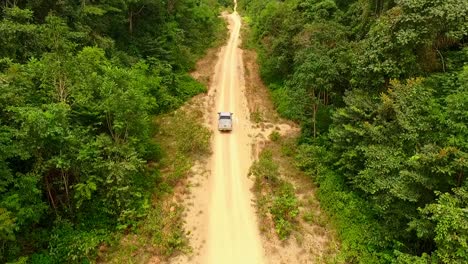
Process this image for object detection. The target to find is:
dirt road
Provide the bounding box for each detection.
[172,5,265,264]
[205,9,264,264]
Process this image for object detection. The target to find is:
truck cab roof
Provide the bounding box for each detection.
[218,112,232,117]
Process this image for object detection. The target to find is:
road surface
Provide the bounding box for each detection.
[204,8,265,264]
[171,3,265,263]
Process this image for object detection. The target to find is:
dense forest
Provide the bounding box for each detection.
[0,0,224,262]
[241,0,467,263]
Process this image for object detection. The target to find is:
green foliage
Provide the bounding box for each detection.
[251,110,263,123]
[156,110,211,185]
[243,0,468,262]
[297,146,396,262]
[291,67,468,262]
[295,144,330,177]
[269,131,281,142]
[251,150,280,186]
[270,182,299,240]
[141,204,189,256]
[250,150,299,240]
[419,188,468,263]
[271,86,299,120]
[0,7,40,62]
[48,221,110,263]
[158,110,211,157]
[102,108,207,262]
[274,217,293,241]
[0,0,223,262]
[319,72,467,261]
[0,208,15,241]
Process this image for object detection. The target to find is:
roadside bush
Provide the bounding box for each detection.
[250,149,300,240]
[176,73,207,101]
[167,153,193,185]
[269,131,281,142]
[30,254,53,264]
[299,146,394,262]
[176,113,211,156]
[141,204,189,256]
[251,110,263,123]
[270,182,299,240]
[159,111,211,158]
[274,218,293,241]
[250,150,280,187]
[295,144,330,177]
[271,86,303,121]
[47,221,110,263]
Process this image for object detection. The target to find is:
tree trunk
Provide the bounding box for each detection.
[129,6,145,35]
[106,112,116,141]
[56,74,68,102]
[311,90,319,138]
[129,11,133,35]
[45,175,57,214]
[61,169,70,208]
[312,104,317,138]
[458,171,464,187]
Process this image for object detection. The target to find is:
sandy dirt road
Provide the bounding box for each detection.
[205,9,265,264]
[171,4,265,264]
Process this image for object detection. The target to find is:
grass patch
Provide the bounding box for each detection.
[269,130,281,142]
[251,110,264,123]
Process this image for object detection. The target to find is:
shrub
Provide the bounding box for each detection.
[275,217,293,240]
[269,130,281,142]
[251,149,300,240]
[48,221,109,263]
[142,204,189,256]
[270,182,299,240]
[251,110,263,123]
[174,112,211,156]
[250,150,280,186]
[271,183,299,221]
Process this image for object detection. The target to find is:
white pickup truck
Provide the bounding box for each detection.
[218,112,233,131]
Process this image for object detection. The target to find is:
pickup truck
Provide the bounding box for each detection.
[218,112,233,131]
